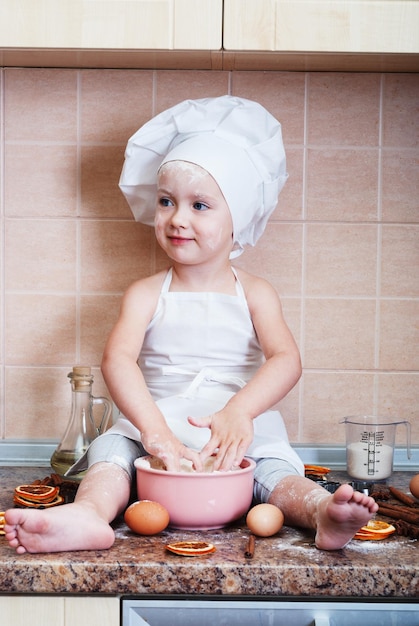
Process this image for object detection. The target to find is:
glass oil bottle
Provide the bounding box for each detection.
[50,366,112,481]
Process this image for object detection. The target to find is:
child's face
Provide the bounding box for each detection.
[155,161,234,264]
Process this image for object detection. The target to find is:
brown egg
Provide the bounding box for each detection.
[246,503,284,537]
[409,474,419,500]
[124,500,170,535]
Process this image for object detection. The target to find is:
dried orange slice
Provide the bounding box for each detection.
[304,464,330,472]
[363,520,395,533]
[166,541,216,556]
[304,464,331,478]
[13,493,64,508]
[354,533,392,541]
[14,484,59,504]
[354,520,395,541]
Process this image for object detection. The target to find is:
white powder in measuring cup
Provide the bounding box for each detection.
[346,442,394,480]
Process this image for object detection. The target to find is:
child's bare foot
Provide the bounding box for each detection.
[4,503,115,554]
[315,483,378,550]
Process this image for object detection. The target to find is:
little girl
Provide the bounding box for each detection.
[5,96,377,554]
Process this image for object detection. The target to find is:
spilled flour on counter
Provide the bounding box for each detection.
[113,527,132,539]
[346,537,417,553]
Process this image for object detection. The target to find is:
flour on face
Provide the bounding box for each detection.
[159,160,211,185]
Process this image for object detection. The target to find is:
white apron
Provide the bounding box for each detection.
[103,268,304,475]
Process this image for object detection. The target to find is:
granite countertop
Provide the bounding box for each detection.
[0,467,418,599]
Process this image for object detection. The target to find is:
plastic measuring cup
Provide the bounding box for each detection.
[342,416,411,481]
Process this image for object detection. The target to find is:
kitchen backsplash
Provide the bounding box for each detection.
[0,68,418,450]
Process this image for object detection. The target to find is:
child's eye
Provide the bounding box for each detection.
[158,197,173,207]
[193,201,209,211]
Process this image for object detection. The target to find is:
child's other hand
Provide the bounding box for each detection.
[141,429,203,473]
[189,411,253,471]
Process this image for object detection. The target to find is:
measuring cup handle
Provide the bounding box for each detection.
[403,420,412,459]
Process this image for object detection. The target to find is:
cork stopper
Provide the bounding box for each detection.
[69,365,93,391]
[72,366,91,377]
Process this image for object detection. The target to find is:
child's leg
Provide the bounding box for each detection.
[268,474,378,550]
[5,434,141,554]
[5,461,131,554]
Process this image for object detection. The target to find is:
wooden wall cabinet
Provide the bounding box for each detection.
[224,0,419,53]
[223,0,419,71]
[0,0,223,50]
[0,1,417,74]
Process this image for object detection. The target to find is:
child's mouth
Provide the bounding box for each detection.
[168,236,193,245]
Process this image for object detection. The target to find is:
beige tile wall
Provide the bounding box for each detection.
[0,68,418,448]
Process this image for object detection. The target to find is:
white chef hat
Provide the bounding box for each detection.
[119,95,287,257]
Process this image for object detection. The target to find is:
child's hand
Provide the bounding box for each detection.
[141,428,203,473]
[188,410,253,471]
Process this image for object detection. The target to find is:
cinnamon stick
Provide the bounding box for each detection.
[245,534,255,559]
[389,486,417,507]
[378,504,419,526]
[381,502,418,515]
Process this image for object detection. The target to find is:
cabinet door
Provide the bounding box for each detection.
[224,0,419,53]
[0,0,222,50]
[65,596,120,626]
[0,595,119,626]
[0,596,64,626]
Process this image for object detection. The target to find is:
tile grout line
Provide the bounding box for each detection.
[373,74,385,412]
[150,71,158,275]
[298,71,310,442]
[75,70,82,365]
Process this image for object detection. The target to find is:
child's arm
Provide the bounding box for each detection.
[101,274,202,472]
[191,272,302,471]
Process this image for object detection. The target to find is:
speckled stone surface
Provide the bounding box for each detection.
[0,467,418,598]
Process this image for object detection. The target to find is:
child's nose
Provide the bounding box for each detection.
[170,204,189,227]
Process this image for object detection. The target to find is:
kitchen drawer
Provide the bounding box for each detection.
[122,597,419,626]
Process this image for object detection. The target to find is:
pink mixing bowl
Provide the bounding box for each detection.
[134,456,256,530]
